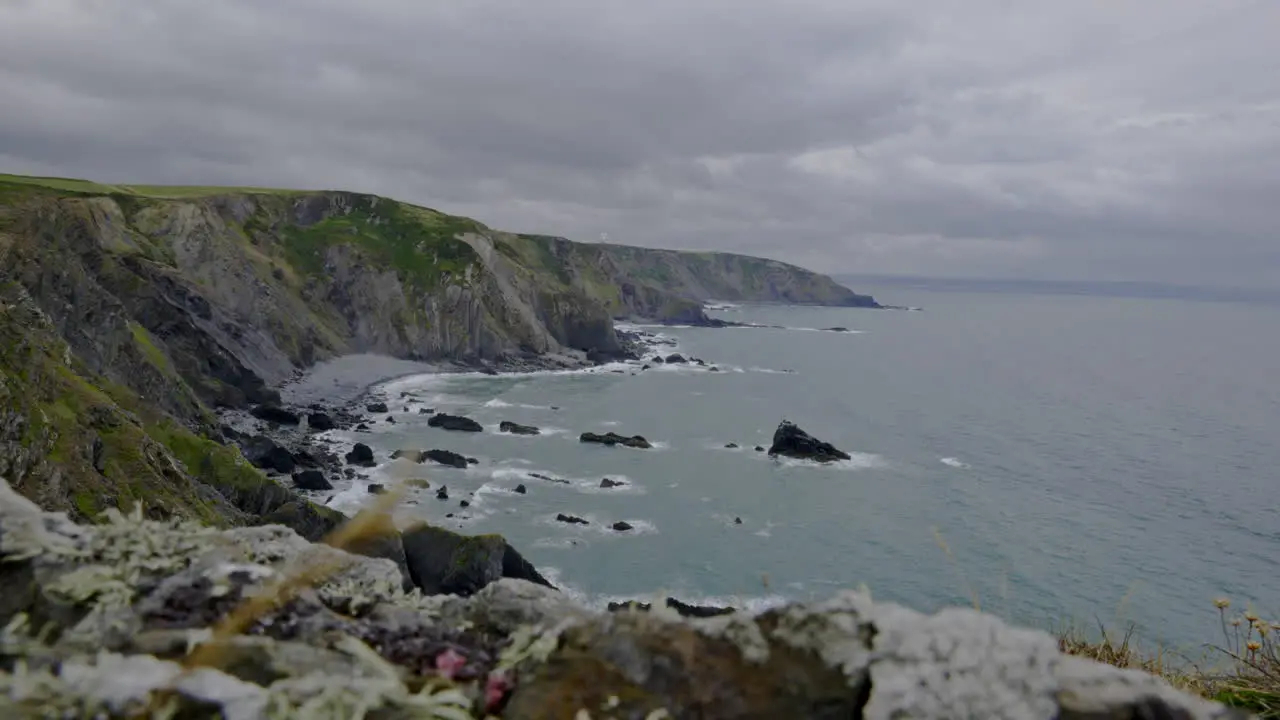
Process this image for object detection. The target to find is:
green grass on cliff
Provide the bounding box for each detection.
[0,173,303,199]
[279,196,481,293]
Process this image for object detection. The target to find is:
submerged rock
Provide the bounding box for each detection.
[599,478,624,489]
[241,435,298,474]
[529,472,569,484]
[428,413,484,432]
[391,448,425,463]
[365,401,389,413]
[608,597,735,618]
[514,484,528,494]
[611,521,634,532]
[368,483,386,494]
[665,353,687,364]
[767,420,851,463]
[291,470,332,491]
[344,442,376,467]
[555,513,589,525]
[499,420,541,436]
[250,402,301,425]
[306,411,337,431]
[755,445,765,452]
[424,449,470,469]
[436,486,450,500]
[580,431,652,449]
[725,442,739,449]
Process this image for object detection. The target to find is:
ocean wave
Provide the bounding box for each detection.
[772,452,887,471]
[940,457,970,469]
[487,467,646,495]
[481,398,555,410]
[538,569,795,615]
[484,423,571,438]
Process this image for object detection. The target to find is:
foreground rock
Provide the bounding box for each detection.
[499,420,541,436]
[240,435,298,474]
[291,470,333,491]
[344,442,377,467]
[250,403,301,425]
[768,420,852,463]
[0,479,1243,719]
[428,412,485,432]
[580,431,653,449]
[424,449,470,469]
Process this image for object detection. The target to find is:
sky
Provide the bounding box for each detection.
[1,0,1277,287]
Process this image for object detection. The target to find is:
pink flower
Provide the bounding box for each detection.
[434,648,467,679]
[484,670,513,712]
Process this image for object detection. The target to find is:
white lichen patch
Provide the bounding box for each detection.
[497,618,576,670]
[260,672,475,720]
[689,613,771,664]
[767,592,877,684]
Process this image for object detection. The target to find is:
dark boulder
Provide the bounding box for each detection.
[355,423,370,432]
[436,486,449,500]
[607,597,735,618]
[460,499,470,508]
[530,472,569,485]
[366,402,389,414]
[368,484,386,495]
[418,408,435,415]
[401,525,555,596]
[466,457,479,465]
[428,413,484,432]
[767,420,851,463]
[386,416,396,424]
[499,420,541,436]
[641,364,651,370]
[599,478,624,489]
[725,442,739,449]
[424,449,469,469]
[344,442,376,467]
[709,366,720,372]
[611,521,634,532]
[754,445,765,452]
[556,513,589,525]
[306,412,336,432]
[580,431,652,449]
[514,484,528,494]
[390,449,424,463]
[241,435,297,474]
[823,326,851,332]
[250,403,300,425]
[734,517,743,525]
[651,356,664,364]
[291,470,332,491]
[502,544,556,589]
[664,354,687,364]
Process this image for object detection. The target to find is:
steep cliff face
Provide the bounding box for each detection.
[0,173,875,526]
[504,233,880,321]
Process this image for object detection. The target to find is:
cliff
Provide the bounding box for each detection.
[0,171,873,526]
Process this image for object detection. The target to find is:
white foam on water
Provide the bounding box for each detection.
[482,398,556,410]
[599,420,620,427]
[940,457,970,469]
[747,366,793,374]
[485,424,570,438]
[772,452,888,471]
[706,441,746,452]
[536,513,658,536]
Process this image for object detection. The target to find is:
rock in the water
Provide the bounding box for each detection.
[606,597,735,618]
[734,516,744,524]
[355,423,370,431]
[418,407,435,414]
[436,486,449,500]
[423,449,469,469]
[611,521,634,532]
[664,353,687,364]
[466,457,479,465]
[755,445,765,452]
[386,415,396,424]
[599,478,624,489]
[368,483,386,494]
[400,524,506,596]
[651,355,664,363]
[460,500,470,508]
[499,420,541,436]
[556,513,589,525]
[580,431,652,449]
[250,403,300,425]
[306,411,337,431]
[428,413,484,432]
[291,470,332,491]
[767,420,852,463]
[365,401,389,413]
[241,435,297,474]
[390,448,425,463]
[641,364,651,370]
[725,442,739,448]
[709,365,720,372]
[344,442,376,467]
[530,472,570,484]
[514,484,528,494]
[823,326,851,332]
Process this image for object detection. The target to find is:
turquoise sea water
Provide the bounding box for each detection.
[322,283,1280,651]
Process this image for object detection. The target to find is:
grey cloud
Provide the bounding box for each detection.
[1,0,1277,287]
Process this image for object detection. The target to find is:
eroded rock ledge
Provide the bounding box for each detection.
[0,479,1242,719]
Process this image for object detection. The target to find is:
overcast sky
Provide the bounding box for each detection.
[1,1,1277,286]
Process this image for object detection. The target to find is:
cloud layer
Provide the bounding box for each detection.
[2,0,1277,285]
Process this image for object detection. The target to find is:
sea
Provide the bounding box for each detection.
[315,279,1280,653]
